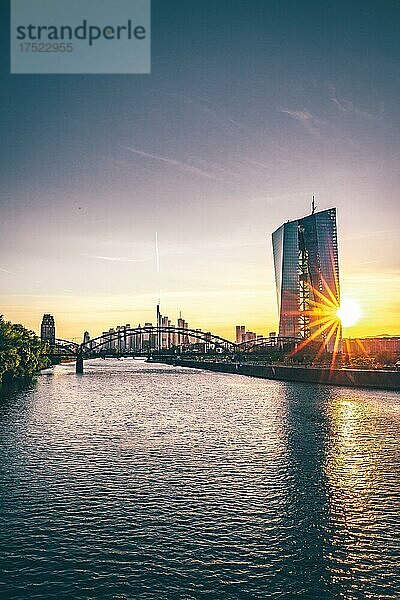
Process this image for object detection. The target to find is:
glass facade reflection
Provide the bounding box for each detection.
[272,208,340,347]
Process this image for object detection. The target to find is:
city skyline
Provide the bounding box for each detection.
[3,196,399,342]
[1,1,399,340]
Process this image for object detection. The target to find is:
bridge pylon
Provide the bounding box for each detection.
[76,349,84,374]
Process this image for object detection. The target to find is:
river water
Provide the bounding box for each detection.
[0,359,399,599]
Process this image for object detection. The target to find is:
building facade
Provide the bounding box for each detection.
[40,314,56,345]
[343,336,400,357]
[235,325,245,344]
[272,207,340,348]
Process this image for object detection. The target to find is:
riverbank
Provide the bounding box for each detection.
[156,358,400,391]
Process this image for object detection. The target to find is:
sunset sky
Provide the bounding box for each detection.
[1,0,399,341]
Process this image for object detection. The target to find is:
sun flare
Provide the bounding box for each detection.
[336,298,362,328]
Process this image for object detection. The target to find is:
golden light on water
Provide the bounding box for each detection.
[336,298,362,328]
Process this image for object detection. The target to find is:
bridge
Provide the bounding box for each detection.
[48,325,297,374]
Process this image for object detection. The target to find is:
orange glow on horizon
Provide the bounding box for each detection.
[1,266,398,343]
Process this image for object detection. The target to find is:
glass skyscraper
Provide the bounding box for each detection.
[272,208,340,348]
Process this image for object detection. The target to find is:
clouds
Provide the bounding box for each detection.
[329,85,384,121]
[167,92,250,135]
[331,95,372,118]
[120,145,225,182]
[279,82,385,140]
[89,255,151,263]
[279,108,326,135]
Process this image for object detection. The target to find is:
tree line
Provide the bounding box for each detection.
[0,316,50,384]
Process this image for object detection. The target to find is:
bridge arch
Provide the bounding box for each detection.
[52,338,80,356]
[82,326,236,355]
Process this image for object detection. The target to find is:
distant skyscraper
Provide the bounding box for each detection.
[83,331,92,352]
[272,206,340,348]
[235,325,245,344]
[40,314,56,345]
[161,315,169,349]
[108,328,116,351]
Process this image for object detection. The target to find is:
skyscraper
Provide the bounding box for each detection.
[40,314,56,345]
[272,206,340,349]
[235,325,245,344]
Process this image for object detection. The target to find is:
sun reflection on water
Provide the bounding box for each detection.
[322,395,398,592]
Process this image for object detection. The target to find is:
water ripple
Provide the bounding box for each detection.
[0,359,399,599]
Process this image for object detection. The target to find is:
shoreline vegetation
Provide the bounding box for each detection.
[0,316,50,387]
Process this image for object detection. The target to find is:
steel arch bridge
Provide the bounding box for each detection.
[49,327,298,373]
[51,326,236,373]
[89,325,236,353]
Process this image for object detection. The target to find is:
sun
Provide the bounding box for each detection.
[336,298,362,328]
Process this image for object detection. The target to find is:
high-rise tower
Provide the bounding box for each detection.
[272,206,340,350]
[40,314,56,345]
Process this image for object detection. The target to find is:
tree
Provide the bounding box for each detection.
[0,316,50,384]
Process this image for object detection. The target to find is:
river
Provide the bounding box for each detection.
[0,359,399,599]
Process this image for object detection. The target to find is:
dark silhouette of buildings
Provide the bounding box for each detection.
[40,314,56,345]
